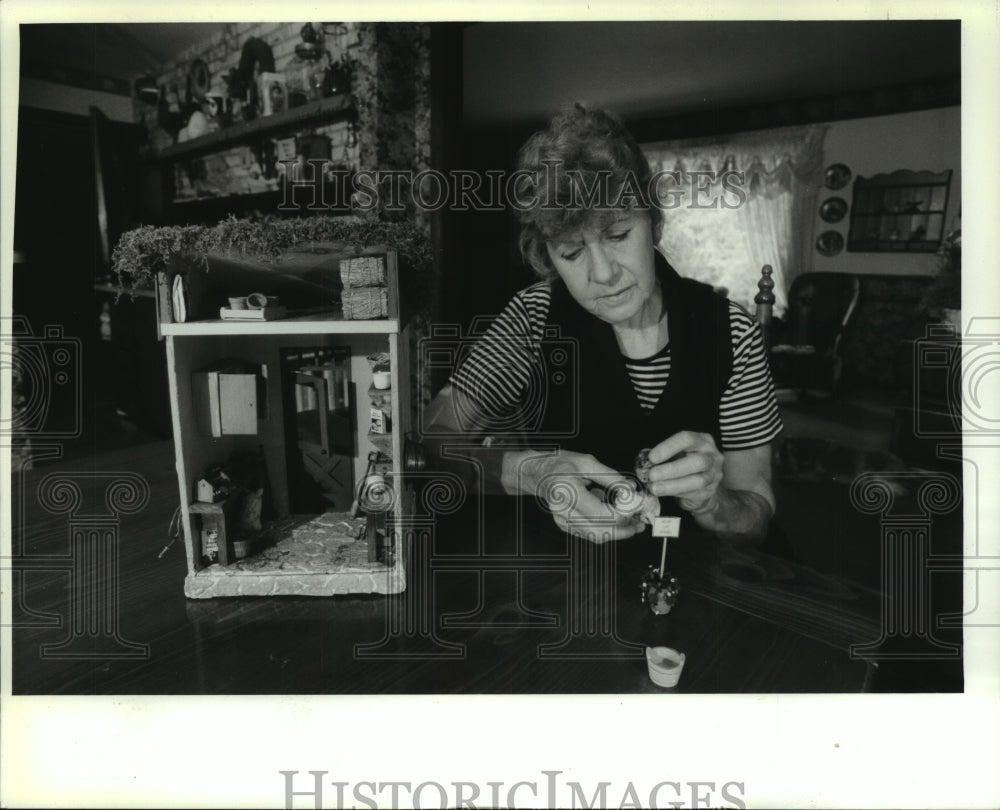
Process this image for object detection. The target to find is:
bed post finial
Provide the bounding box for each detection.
[754,264,775,331]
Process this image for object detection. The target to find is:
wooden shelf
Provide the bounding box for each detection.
[162,312,399,336]
[94,282,156,299]
[154,94,354,161]
[848,169,952,254]
[846,238,942,253]
[169,183,353,213]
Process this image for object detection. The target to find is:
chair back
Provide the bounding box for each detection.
[783,272,861,355]
[753,264,775,347]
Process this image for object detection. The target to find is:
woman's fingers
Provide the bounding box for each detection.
[548,494,642,542]
[648,469,722,499]
[577,452,628,479]
[552,513,641,542]
[645,432,723,511]
[542,474,602,516]
[536,449,649,542]
[646,449,716,484]
[647,431,707,465]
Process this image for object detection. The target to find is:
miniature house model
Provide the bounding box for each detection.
[157,246,412,598]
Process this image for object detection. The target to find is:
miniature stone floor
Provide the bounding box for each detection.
[227,513,383,574]
[184,512,403,598]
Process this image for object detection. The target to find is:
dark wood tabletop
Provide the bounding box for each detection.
[10,441,890,694]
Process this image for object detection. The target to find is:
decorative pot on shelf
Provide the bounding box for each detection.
[287,50,327,106]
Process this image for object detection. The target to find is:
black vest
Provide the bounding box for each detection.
[537,251,732,481]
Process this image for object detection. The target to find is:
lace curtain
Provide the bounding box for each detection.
[642,125,827,317]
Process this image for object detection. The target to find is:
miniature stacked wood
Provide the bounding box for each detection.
[340,256,388,319]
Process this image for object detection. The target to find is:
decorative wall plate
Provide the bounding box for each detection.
[189,59,210,100]
[824,163,852,190]
[816,230,844,256]
[820,196,848,223]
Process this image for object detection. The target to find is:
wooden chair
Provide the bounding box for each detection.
[753,264,777,343]
[755,266,861,399]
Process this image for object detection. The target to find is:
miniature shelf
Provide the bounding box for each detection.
[162,313,399,336]
[183,512,403,599]
[154,94,355,161]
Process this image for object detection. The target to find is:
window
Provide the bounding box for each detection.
[643,125,827,318]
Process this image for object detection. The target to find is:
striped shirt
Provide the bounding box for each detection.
[624,345,671,412]
[450,281,783,451]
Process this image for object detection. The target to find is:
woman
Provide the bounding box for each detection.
[424,105,781,543]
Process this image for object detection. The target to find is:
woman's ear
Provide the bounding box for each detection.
[534,243,555,277]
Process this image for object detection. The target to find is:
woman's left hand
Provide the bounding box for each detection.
[644,431,724,516]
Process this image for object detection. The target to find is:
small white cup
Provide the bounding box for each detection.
[372,371,391,390]
[645,646,686,688]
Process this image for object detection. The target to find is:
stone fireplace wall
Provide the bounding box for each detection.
[136,22,431,224]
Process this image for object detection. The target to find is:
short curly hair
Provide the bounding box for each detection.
[514,104,663,278]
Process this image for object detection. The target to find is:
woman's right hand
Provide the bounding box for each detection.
[505,450,645,542]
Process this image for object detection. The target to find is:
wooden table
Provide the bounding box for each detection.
[10,444,890,694]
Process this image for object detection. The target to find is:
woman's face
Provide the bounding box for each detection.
[545,211,658,325]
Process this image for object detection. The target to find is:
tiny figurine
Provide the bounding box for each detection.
[196,465,234,503]
[641,529,680,615]
[640,566,680,615]
[634,448,653,484]
[203,528,220,560]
